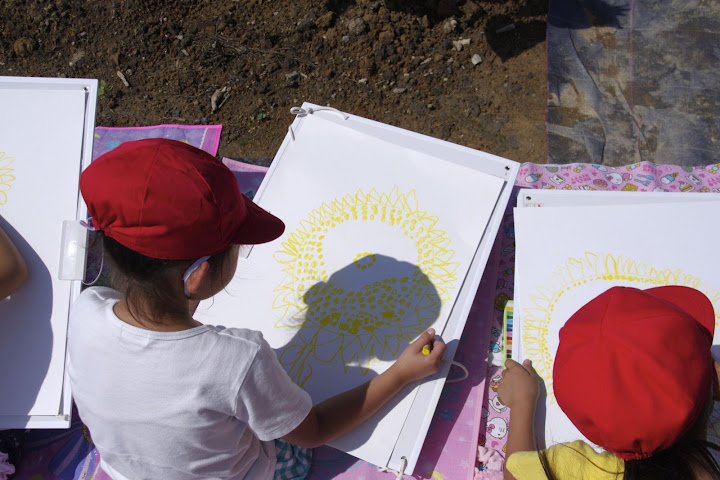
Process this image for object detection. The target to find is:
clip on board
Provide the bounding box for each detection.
[0,76,97,429]
[195,103,519,474]
[512,189,720,449]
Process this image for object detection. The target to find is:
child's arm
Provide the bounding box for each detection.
[282,328,447,448]
[0,225,28,300]
[497,359,540,480]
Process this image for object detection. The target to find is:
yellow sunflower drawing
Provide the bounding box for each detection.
[0,152,16,205]
[522,251,720,404]
[272,187,460,386]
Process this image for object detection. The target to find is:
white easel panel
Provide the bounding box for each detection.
[0,76,97,428]
[513,194,720,449]
[197,104,518,473]
[517,188,720,208]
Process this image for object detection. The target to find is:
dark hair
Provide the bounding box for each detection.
[538,397,720,480]
[623,440,720,479]
[100,233,231,324]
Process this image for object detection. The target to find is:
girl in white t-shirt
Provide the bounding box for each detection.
[69,138,446,480]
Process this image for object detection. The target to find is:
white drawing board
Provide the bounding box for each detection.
[513,190,720,449]
[0,76,97,428]
[519,189,720,208]
[196,104,518,472]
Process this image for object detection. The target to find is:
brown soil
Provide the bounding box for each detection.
[1,0,548,165]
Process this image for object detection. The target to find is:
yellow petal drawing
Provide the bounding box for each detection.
[0,152,16,205]
[273,187,460,386]
[522,251,720,404]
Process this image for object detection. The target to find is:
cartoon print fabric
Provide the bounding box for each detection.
[520,162,720,193]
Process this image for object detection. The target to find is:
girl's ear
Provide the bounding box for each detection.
[185,261,210,298]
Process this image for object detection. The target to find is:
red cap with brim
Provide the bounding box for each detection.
[81,138,284,259]
[553,286,715,461]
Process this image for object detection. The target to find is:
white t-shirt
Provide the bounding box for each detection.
[67,287,313,480]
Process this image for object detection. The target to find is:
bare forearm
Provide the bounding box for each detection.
[503,404,536,480]
[283,328,445,448]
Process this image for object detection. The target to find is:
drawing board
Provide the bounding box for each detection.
[513,190,720,448]
[0,76,97,428]
[196,104,518,472]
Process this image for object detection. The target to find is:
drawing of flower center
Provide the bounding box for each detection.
[303,272,432,336]
[353,252,376,269]
[273,187,459,385]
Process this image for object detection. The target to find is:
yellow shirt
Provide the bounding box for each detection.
[506,441,624,480]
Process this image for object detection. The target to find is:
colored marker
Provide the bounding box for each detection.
[503,301,514,360]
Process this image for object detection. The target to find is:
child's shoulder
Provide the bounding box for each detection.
[202,327,279,378]
[77,285,121,301]
[207,326,271,355]
[211,325,265,344]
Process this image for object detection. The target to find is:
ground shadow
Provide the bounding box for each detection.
[326,0,461,20]
[485,14,547,62]
[480,0,550,62]
[276,254,443,473]
[382,0,459,21]
[326,0,355,16]
[547,0,629,30]
[0,215,54,421]
[480,0,627,62]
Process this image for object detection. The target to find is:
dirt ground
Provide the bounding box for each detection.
[1,0,548,165]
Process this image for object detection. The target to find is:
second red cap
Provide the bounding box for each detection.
[553,286,715,460]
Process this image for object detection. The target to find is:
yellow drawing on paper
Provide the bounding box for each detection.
[273,187,460,386]
[0,152,16,205]
[521,251,720,404]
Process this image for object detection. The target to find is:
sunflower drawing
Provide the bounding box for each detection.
[0,152,16,205]
[521,251,720,404]
[272,187,460,386]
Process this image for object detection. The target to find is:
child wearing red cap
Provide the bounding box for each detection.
[498,286,720,480]
[68,139,446,480]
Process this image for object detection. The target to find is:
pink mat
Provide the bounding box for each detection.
[92,124,222,159]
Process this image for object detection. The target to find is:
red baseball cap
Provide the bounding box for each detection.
[80,138,284,259]
[553,286,715,460]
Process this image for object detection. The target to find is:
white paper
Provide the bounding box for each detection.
[0,87,86,416]
[514,201,720,448]
[197,114,504,466]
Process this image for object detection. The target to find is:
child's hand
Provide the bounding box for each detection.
[498,359,540,410]
[390,329,447,385]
